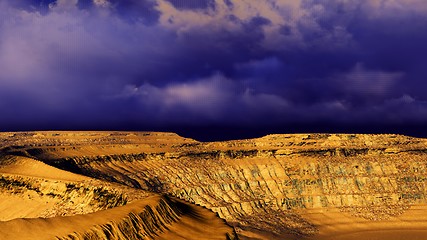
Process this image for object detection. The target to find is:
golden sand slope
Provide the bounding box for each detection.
[0,155,89,181]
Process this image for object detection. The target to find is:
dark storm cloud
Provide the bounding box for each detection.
[1,0,427,140]
[165,0,215,10]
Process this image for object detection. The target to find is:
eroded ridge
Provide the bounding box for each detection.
[0,195,237,240]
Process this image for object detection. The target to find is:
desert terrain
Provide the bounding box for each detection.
[2,131,427,239]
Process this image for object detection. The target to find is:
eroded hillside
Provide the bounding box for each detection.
[0,132,237,240]
[2,131,427,239]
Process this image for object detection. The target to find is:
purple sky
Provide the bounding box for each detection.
[1,0,427,140]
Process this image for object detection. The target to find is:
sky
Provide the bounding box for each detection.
[1,0,427,141]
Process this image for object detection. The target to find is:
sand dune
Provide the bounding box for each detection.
[0,155,89,182]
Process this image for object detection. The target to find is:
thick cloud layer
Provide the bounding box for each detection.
[1,0,426,140]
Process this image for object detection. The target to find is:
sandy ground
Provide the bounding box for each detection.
[299,206,427,240]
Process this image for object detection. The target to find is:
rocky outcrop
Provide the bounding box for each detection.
[0,172,128,220]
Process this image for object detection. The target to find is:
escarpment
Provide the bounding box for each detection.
[3,132,427,239]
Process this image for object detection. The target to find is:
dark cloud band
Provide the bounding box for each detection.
[0,0,426,140]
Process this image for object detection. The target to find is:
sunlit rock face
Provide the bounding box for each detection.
[2,132,427,239]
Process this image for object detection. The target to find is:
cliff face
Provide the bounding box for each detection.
[3,132,427,239]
